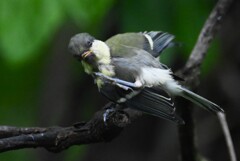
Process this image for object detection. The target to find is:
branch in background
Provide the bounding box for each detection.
[0,0,236,158]
[186,0,233,69]
[181,0,234,83]
[177,0,235,161]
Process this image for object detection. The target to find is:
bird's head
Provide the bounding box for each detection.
[68,33,111,65]
[68,33,95,61]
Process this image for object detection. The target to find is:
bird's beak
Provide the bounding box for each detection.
[82,50,93,59]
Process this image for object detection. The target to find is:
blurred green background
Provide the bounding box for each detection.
[0,0,239,161]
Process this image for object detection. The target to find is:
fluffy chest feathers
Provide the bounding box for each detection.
[90,40,115,76]
[98,64,115,76]
[95,64,115,88]
[89,40,115,88]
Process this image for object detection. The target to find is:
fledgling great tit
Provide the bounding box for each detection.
[68,31,224,124]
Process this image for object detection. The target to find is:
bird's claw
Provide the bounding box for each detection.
[103,108,116,126]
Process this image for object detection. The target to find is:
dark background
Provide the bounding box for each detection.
[0,0,239,161]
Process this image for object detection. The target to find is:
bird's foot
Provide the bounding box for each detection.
[103,106,117,126]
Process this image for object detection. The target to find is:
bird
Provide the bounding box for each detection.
[68,31,224,124]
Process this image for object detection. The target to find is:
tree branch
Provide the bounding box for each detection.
[0,103,141,152]
[0,0,235,158]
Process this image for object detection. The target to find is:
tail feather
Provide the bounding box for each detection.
[179,87,224,113]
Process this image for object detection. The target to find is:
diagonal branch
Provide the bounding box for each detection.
[181,0,234,86]
[177,0,235,161]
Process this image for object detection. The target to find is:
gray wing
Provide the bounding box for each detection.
[111,46,163,82]
[126,87,184,124]
[107,34,183,82]
[106,33,145,52]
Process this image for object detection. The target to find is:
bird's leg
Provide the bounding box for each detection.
[94,72,142,90]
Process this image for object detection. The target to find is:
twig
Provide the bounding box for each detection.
[217,112,237,161]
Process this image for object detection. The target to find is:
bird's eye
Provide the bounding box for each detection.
[87,41,92,47]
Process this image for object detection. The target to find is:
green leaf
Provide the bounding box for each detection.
[0,0,63,65]
[0,0,114,65]
[61,0,114,30]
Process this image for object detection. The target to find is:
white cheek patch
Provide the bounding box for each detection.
[90,40,111,64]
